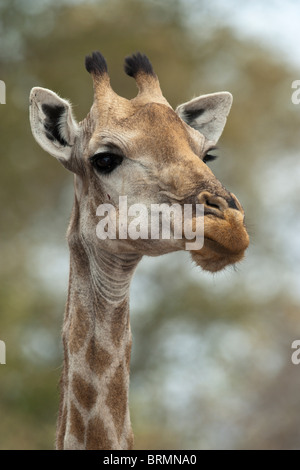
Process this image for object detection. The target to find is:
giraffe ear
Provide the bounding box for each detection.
[176,92,233,144]
[29,87,79,166]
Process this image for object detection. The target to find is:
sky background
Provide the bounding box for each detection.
[198,0,300,67]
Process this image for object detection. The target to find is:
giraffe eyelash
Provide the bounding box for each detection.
[203,153,218,164]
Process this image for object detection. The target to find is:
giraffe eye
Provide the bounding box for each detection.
[203,153,218,164]
[90,152,123,174]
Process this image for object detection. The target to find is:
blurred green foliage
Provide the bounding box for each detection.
[1,0,300,449]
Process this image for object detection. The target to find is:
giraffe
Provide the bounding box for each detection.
[29,51,249,450]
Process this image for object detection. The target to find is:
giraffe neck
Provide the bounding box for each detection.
[56,239,141,450]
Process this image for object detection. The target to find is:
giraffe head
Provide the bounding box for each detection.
[29,52,249,273]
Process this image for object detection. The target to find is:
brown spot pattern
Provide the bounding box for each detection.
[69,402,85,445]
[85,335,112,377]
[110,299,129,347]
[69,295,90,354]
[125,340,132,374]
[106,365,127,440]
[56,403,67,449]
[86,416,113,450]
[72,372,97,411]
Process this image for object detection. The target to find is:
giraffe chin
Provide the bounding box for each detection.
[190,241,246,273]
[190,210,249,273]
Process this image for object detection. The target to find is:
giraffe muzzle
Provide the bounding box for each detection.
[191,190,249,272]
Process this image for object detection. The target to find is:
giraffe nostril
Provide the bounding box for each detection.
[206,199,221,210]
[227,198,238,210]
[198,191,228,213]
[226,192,241,211]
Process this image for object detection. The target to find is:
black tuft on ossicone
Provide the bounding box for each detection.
[124,53,155,78]
[85,51,108,76]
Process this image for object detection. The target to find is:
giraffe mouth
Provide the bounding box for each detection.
[190,209,249,272]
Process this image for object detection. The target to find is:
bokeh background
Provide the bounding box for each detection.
[1,0,300,450]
